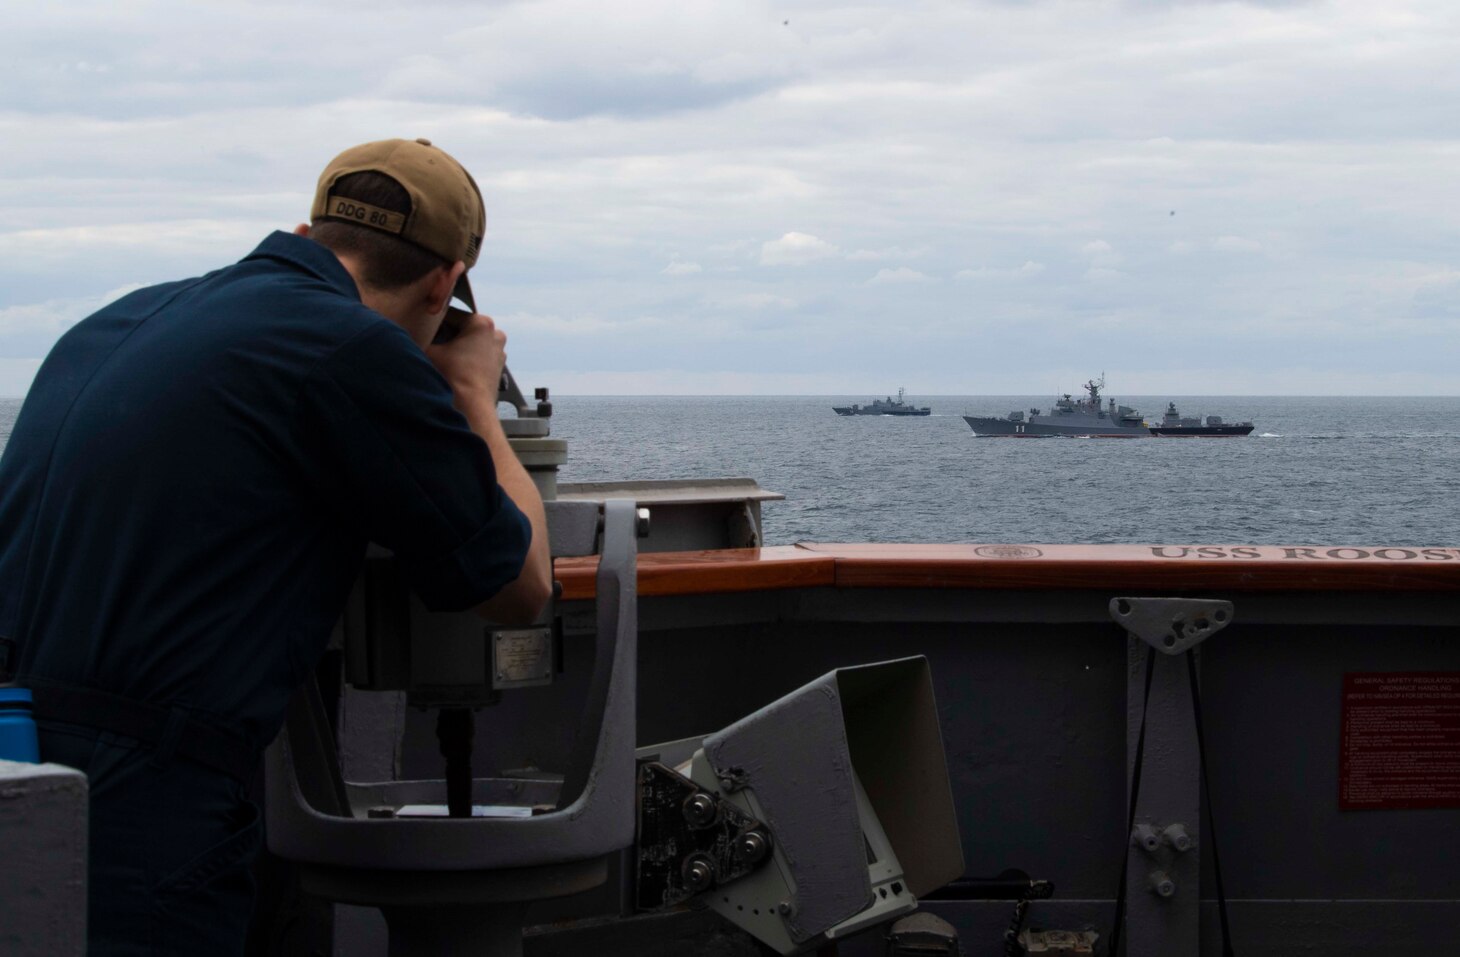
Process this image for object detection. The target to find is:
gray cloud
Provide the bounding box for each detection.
[2,0,1459,395]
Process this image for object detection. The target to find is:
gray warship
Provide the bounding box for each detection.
[963,377,1254,437]
[962,377,1148,437]
[833,387,931,416]
[1149,401,1255,437]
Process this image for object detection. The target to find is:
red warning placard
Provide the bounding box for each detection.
[1340,672,1460,810]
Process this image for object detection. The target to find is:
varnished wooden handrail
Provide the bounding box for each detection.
[555,547,833,600]
[553,542,1460,600]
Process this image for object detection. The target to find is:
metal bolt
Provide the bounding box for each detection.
[737,830,769,864]
[777,900,793,916]
[682,855,715,892]
[1131,823,1161,854]
[1162,823,1193,853]
[682,793,718,828]
[1148,871,1176,898]
[718,776,739,792]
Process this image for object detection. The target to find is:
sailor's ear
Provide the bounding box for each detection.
[292,223,310,237]
[423,261,466,319]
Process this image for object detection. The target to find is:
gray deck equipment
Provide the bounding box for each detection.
[264,498,640,956]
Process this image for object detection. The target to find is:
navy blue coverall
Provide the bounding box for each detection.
[0,232,531,954]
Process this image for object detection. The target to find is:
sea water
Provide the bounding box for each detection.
[4,394,1458,547]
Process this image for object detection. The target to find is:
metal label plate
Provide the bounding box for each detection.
[1341,671,1460,810]
[492,628,554,689]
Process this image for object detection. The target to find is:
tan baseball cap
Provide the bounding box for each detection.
[311,137,485,310]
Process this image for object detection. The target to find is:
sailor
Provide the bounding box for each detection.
[0,139,552,954]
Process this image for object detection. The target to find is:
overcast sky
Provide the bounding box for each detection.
[3,0,1458,396]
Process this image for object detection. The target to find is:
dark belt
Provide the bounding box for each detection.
[23,676,260,783]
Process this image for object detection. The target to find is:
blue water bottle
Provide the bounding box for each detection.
[0,687,41,763]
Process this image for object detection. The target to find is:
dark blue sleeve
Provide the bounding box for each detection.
[293,322,531,611]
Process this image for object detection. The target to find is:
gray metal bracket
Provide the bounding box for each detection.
[545,500,650,559]
[1110,596,1235,956]
[1109,597,1234,654]
[634,761,773,910]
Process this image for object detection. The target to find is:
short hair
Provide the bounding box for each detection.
[309,171,450,290]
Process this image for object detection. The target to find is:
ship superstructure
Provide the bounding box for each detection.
[8,372,1444,957]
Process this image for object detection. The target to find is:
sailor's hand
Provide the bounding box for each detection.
[426,309,507,403]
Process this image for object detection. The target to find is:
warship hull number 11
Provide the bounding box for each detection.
[962,377,1253,438]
